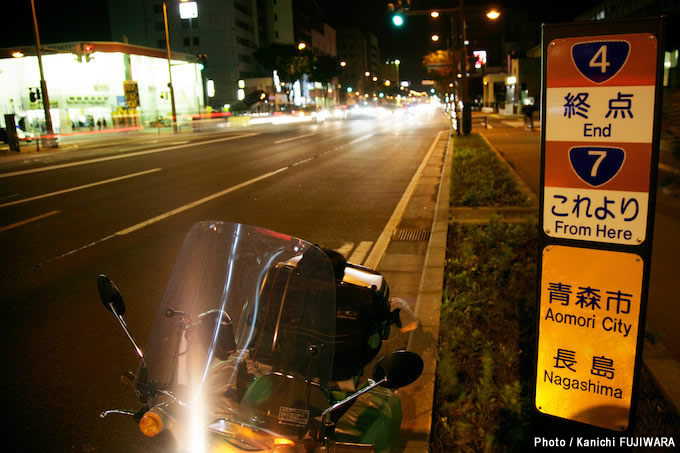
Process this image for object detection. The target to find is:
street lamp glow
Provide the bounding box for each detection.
[392,14,404,26]
[372,76,378,81]
[486,10,501,20]
[340,61,347,67]
[394,59,400,65]
[297,42,306,50]
[365,71,371,77]
[430,11,439,18]
[431,35,439,42]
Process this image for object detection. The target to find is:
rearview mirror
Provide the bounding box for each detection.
[97,274,126,315]
[372,350,423,389]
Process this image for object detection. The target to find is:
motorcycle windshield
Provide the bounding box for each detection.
[140,221,336,445]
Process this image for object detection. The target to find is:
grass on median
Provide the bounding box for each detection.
[450,134,530,207]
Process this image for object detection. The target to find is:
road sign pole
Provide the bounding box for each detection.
[534,16,666,439]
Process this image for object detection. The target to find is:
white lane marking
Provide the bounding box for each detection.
[0,168,162,209]
[0,133,258,179]
[363,130,444,270]
[336,242,354,258]
[43,133,377,263]
[115,167,288,236]
[0,210,60,233]
[348,241,373,265]
[274,133,316,144]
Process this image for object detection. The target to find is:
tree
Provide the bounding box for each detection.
[254,43,341,106]
[422,50,454,82]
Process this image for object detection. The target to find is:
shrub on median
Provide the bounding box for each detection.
[432,218,538,451]
[451,134,530,207]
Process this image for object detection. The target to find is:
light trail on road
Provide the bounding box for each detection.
[0,133,257,179]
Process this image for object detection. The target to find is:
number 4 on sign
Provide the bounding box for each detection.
[572,41,630,84]
[590,45,611,73]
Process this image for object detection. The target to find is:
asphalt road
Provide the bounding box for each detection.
[0,109,448,451]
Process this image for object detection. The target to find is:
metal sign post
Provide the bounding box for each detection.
[535,16,666,436]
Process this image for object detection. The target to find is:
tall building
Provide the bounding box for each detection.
[108,0,260,109]
[337,29,381,95]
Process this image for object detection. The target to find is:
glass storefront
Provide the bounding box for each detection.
[0,43,203,135]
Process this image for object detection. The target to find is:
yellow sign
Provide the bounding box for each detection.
[123,81,140,108]
[535,245,643,431]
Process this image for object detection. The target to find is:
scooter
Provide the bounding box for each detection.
[98,221,423,452]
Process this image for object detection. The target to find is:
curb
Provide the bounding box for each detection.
[399,131,453,451]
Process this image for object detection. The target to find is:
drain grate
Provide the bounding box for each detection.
[393,228,431,241]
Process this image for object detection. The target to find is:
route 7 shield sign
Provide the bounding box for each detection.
[569,146,625,187]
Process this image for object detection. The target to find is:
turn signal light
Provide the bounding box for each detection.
[274,438,295,446]
[139,410,164,437]
[273,437,296,451]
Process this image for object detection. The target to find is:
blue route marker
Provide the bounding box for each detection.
[572,41,630,83]
[569,146,625,187]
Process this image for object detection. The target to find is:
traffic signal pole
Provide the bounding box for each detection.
[393,2,472,135]
[30,0,57,148]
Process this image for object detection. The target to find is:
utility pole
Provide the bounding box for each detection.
[30,0,57,148]
[459,0,471,135]
[162,0,179,134]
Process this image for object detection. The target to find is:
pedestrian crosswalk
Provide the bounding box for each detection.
[333,241,374,266]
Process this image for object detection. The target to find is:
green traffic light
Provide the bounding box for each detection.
[392,14,404,26]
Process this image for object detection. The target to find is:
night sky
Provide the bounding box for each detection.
[1,0,603,84]
[317,0,599,84]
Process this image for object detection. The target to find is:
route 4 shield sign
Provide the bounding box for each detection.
[572,41,630,84]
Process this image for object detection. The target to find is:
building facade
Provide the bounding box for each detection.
[0,42,202,135]
[108,0,260,110]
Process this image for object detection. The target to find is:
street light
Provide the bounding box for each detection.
[486,10,500,20]
[298,42,307,50]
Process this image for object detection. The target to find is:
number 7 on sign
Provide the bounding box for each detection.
[589,150,607,177]
[569,147,626,187]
